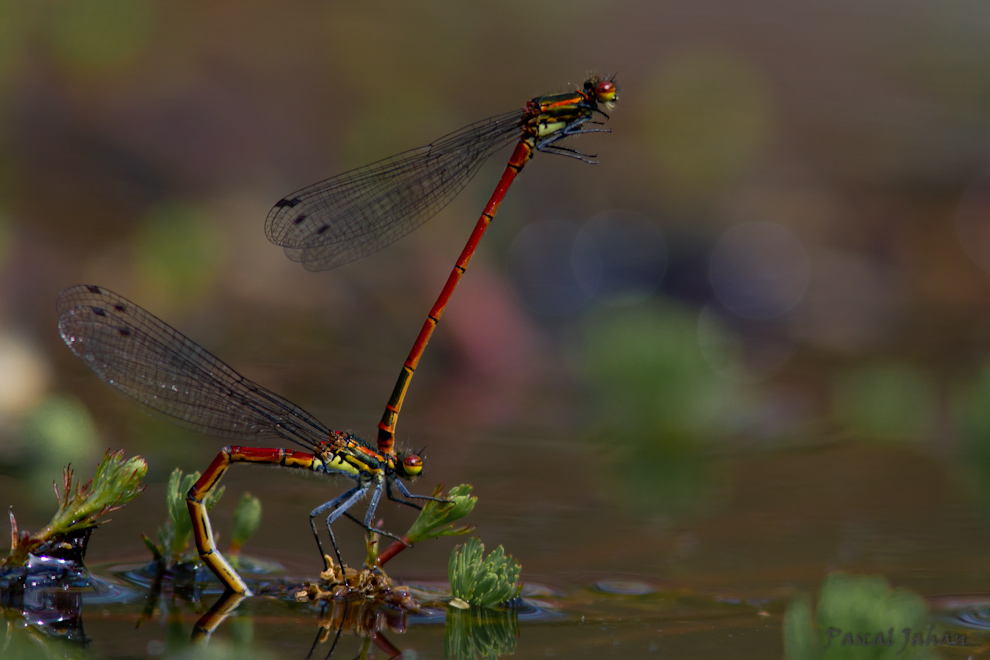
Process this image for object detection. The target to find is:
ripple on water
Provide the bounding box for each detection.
[0,556,141,605]
[948,604,990,630]
[591,579,656,596]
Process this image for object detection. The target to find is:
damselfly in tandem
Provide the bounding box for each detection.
[266,75,619,458]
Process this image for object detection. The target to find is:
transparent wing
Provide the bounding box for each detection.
[57,285,331,449]
[265,109,526,271]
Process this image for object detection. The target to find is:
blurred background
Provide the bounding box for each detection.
[2,0,990,614]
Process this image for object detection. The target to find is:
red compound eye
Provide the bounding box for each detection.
[403,454,423,476]
[595,79,617,104]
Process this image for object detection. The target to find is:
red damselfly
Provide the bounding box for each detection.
[57,285,435,595]
[266,75,619,456]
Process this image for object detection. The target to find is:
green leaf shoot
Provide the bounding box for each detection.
[3,450,147,568]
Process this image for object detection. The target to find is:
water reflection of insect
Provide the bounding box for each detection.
[192,590,408,657]
[57,284,434,596]
[266,75,619,456]
[309,598,408,660]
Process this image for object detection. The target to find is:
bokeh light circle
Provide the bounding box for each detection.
[506,219,590,317]
[572,209,666,305]
[709,221,810,320]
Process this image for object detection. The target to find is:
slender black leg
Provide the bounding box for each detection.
[309,484,368,572]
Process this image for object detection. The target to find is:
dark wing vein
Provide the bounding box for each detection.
[56,285,331,450]
[265,109,526,271]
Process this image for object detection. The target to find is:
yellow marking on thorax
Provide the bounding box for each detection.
[324,453,361,477]
[536,120,567,138]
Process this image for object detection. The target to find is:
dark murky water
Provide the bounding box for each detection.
[3,439,989,658]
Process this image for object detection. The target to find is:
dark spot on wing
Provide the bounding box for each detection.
[316,225,329,235]
[275,198,302,208]
[114,304,126,312]
[293,214,308,225]
[86,285,102,294]
[91,306,107,317]
[118,327,131,337]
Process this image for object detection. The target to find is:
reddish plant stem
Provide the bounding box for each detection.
[375,535,413,568]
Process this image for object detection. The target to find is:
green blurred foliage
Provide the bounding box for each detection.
[902,9,990,113]
[135,201,225,310]
[594,432,723,520]
[343,95,453,172]
[955,361,990,450]
[784,573,938,660]
[445,605,519,660]
[324,3,476,99]
[319,4,474,175]
[22,394,99,464]
[226,613,256,649]
[229,492,262,554]
[0,4,28,91]
[952,361,990,513]
[581,302,739,437]
[22,394,100,505]
[831,363,936,441]
[0,5,25,205]
[577,301,737,517]
[43,0,152,78]
[644,50,771,199]
[163,609,191,656]
[128,416,211,474]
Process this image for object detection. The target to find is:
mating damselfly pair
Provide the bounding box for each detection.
[57,75,618,595]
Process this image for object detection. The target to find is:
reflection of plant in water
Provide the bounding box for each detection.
[445,606,519,660]
[0,613,97,660]
[784,573,943,660]
[167,640,276,660]
[448,537,522,608]
[2,450,146,569]
[597,433,721,518]
[443,539,521,660]
[578,302,735,517]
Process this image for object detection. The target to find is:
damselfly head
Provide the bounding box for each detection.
[395,451,423,478]
[585,75,618,111]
